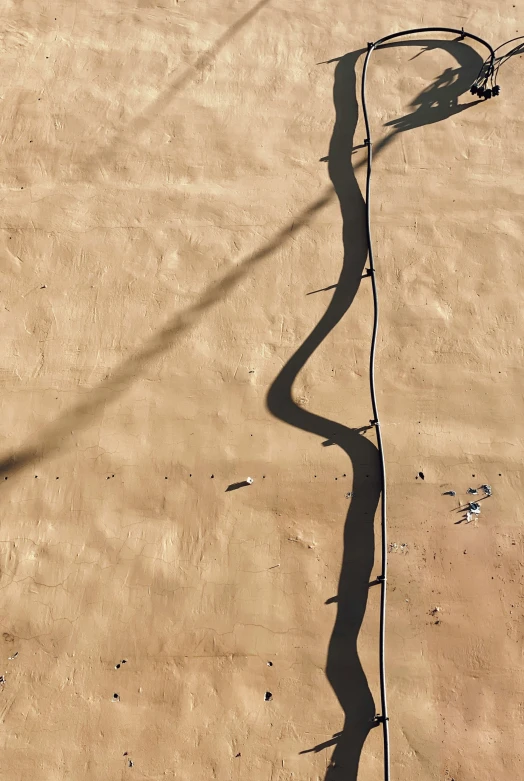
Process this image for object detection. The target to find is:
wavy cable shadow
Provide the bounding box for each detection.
[0,41,484,499]
[266,38,484,780]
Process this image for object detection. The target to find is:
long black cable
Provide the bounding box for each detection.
[360,27,495,781]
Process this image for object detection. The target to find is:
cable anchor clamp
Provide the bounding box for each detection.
[377,575,386,583]
[369,419,379,427]
[367,41,375,50]
[458,27,466,41]
[364,138,372,146]
[373,714,389,725]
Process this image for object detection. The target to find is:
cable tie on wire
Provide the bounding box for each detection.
[364,138,372,146]
[377,575,386,582]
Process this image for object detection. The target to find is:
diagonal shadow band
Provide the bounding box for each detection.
[0,187,334,475]
[0,128,393,477]
[0,32,489,781]
[78,0,272,173]
[0,38,488,481]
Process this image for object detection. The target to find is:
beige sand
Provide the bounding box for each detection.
[0,2,523,779]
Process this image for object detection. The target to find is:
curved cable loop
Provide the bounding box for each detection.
[360,26,495,781]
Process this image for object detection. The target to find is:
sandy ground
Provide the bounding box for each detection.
[0,2,523,779]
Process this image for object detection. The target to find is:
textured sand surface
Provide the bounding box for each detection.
[1,2,523,779]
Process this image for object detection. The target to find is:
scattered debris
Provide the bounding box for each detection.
[115,659,127,669]
[8,652,18,660]
[226,479,253,492]
[464,501,482,522]
[416,471,425,480]
[430,607,440,616]
[128,760,133,768]
[235,752,241,758]
[467,487,478,494]
[113,693,120,701]
[267,661,273,667]
[443,490,456,496]
[264,691,273,701]
[481,484,492,496]
[388,542,408,553]
[345,492,354,499]
[0,675,5,685]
